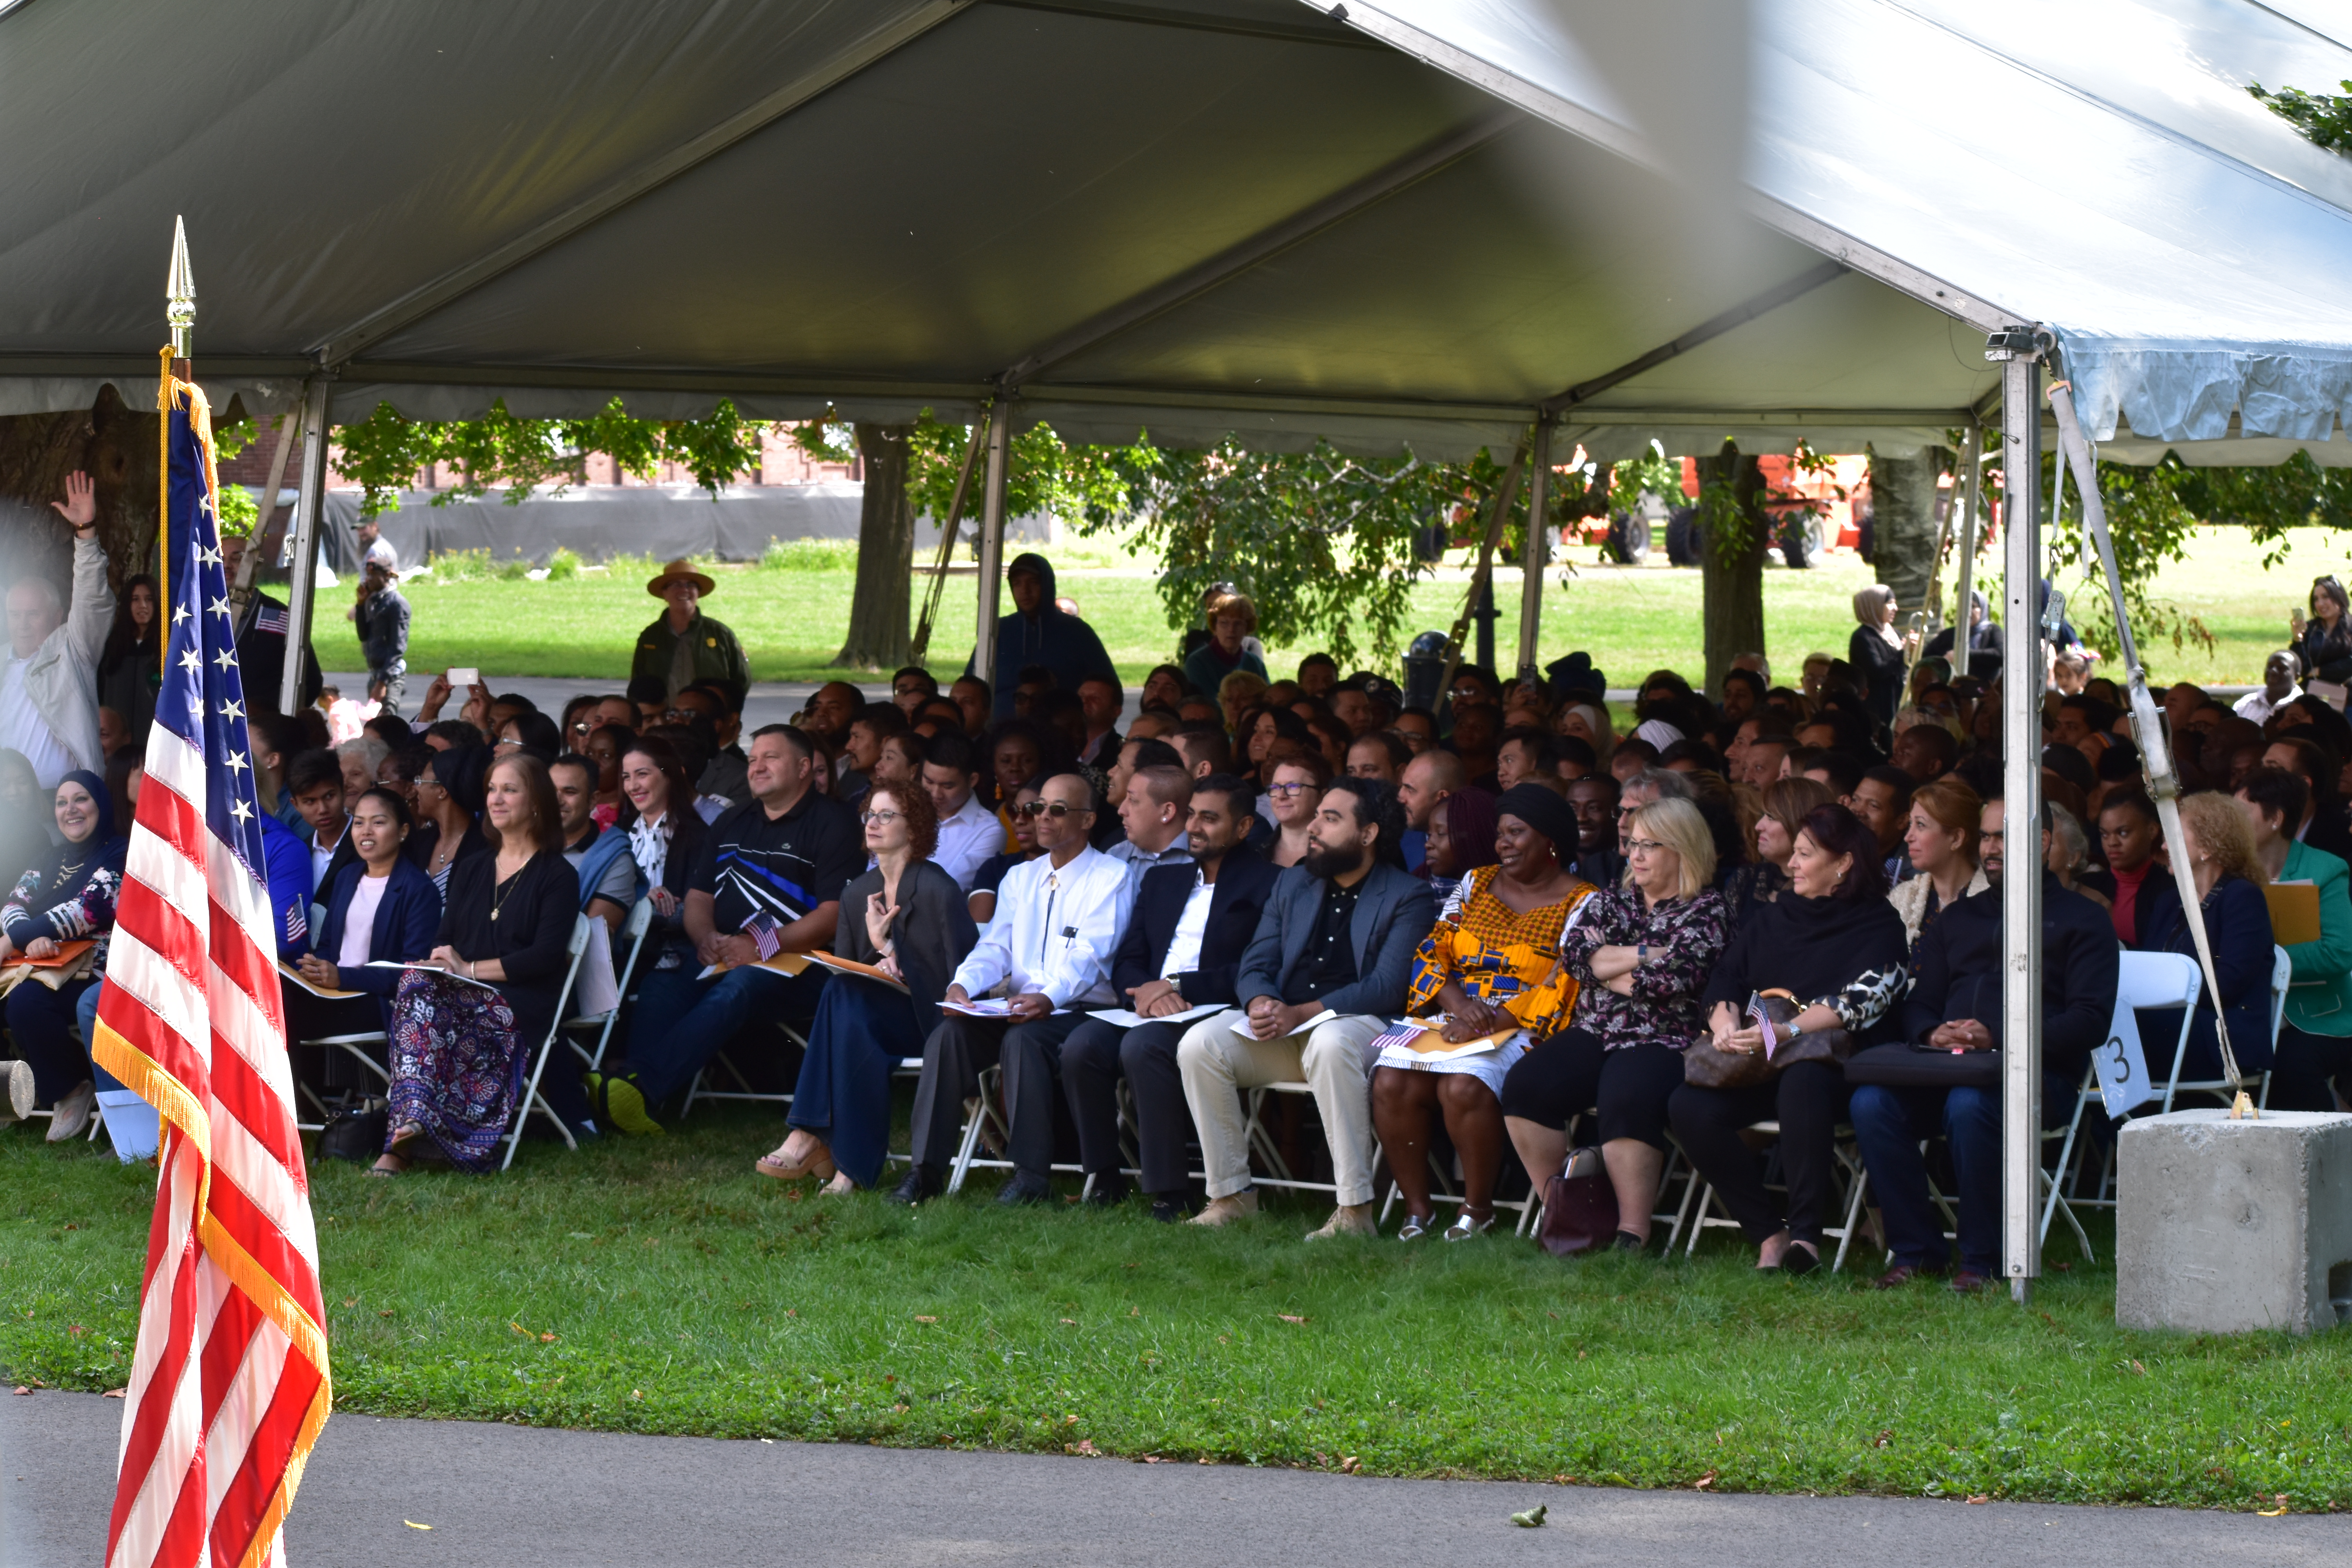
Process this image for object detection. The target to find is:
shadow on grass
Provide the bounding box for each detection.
[3,1108,2345,1511]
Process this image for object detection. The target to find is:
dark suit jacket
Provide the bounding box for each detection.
[1111,844,1280,1007]
[1237,860,1436,1020]
[311,857,444,1008]
[1899,871,2118,1081]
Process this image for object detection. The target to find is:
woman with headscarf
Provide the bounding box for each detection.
[404,744,492,903]
[1554,700,1616,771]
[1922,588,1999,671]
[1373,784,1597,1239]
[0,771,128,1140]
[1849,584,1914,726]
[94,573,161,751]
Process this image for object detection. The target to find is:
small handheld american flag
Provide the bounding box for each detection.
[742,910,784,962]
[1745,991,1781,1061]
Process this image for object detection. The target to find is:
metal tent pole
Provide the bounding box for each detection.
[970,398,1013,693]
[1952,422,1982,680]
[279,374,332,715]
[1991,333,2045,1305]
[1516,417,1553,682]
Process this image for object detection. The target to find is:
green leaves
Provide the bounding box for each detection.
[331,396,765,518]
[2250,79,2352,155]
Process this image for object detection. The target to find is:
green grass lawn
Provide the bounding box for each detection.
[304,526,2345,690]
[5,1112,2347,1511]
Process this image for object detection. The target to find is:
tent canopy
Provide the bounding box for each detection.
[3,0,2349,463]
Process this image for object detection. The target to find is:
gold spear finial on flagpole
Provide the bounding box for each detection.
[165,214,196,362]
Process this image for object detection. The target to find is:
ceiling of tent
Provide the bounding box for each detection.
[1,0,2347,465]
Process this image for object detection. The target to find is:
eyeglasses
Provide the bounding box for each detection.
[1616,804,1641,820]
[1266,781,1317,798]
[1015,800,1084,818]
[858,809,903,826]
[1625,838,1668,853]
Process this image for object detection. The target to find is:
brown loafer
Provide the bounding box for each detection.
[1871,1263,1944,1290]
[1949,1268,1990,1295]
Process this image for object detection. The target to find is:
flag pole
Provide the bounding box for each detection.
[161,216,196,679]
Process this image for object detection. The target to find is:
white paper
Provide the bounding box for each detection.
[1232,1007,1335,1042]
[941,997,1020,1018]
[1088,1001,1227,1029]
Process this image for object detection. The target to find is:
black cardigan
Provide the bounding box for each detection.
[437,849,581,1045]
[838,857,977,1011]
[1702,891,1910,1043]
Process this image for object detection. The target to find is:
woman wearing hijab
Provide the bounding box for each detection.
[1672,803,1909,1273]
[1848,584,1914,727]
[94,573,161,750]
[0,771,128,1140]
[1372,784,1596,1240]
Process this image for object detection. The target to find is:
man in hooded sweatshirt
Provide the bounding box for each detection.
[967,554,1118,720]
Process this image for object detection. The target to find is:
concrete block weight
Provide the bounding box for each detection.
[2116,1110,2352,1335]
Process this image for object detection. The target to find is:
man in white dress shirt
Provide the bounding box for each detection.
[921,730,1001,891]
[2233,649,2301,727]
[893,771,1133,1206]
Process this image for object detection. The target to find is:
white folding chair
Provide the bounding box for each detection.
[567,898,654,1073]
[2152,947,2277,1114]
[498,915,597,1171]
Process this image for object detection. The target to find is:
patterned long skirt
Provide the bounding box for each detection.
[387,970,521,1173]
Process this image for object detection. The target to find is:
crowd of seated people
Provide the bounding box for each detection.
[8,535,2349,1290]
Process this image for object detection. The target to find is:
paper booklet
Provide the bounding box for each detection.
[697,952,811,981]
[276,959,360,999]
[940,996,1020,1018]
[363,960,500,993]
[803,949,910,993]
[1232,1007,1335,1042]
[1088,1000,1227,1029]
[1375,1017,1520,1062]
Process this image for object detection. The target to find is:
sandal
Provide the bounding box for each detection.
[1396,1212,1436,1241]
[368,1154,406,1177]
[755,1143,837,1182]
[387,1122,425,1156]
[1442,1210,1495,1242]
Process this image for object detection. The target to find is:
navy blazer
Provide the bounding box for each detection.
[312,857,443,1000]
[1110,844,1280,1006]
[2136,873,2278,1074]
[1236,860,1436,1020]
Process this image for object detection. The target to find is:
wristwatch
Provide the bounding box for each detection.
[1787,1018,1804,1039]
[1636,943,1649,963]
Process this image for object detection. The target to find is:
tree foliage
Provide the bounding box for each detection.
[2250,78,2352,155]
[332,396,764,517]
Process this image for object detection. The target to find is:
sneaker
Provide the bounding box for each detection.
[595,1073,663,1137]
[46,1079,97,1143]
[1189,1190,1259,1227]
[888,1163,945,1206]
[1305,1202,1377,1241]
[0,1060,29,1124]
[996,1171,1053,1206]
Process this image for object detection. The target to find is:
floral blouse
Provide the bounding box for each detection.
[1405,865,1595,1042]
[1559,884,1733,1052]
[2,854,123,971]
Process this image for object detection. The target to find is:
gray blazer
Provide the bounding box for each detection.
[1235,861,1435,1020]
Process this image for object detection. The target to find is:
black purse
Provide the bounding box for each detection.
[1846,973,2001,1089]
[316,1099,388,1163]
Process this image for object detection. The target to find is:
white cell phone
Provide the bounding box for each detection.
[446,667,479,688]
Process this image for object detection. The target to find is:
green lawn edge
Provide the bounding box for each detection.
[4,1114,2346,1512]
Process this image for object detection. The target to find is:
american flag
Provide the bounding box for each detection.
[90,375,329,1568]
[742,910,784,962]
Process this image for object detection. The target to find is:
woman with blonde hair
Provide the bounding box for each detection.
[2135,789,2278,1081]
[1217,668,1268,742]
[1890,776,1987,947]
[1499,796,1734,1250]
[1185,590,1269,697]
[1849,584,1914,726]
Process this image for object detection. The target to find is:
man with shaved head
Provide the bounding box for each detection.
[1395,748,1464,877]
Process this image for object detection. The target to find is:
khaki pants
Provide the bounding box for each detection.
[1176,1009,1386,1206]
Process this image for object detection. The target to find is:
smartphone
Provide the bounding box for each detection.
[446,667,479,688]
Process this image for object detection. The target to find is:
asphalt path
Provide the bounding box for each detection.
[4,1390,2337,1568]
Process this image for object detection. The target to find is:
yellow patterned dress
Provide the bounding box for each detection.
[1378,864,1597,1092]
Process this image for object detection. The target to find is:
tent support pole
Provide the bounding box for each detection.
[1437,430,1530,707]
[908,417,989,666]
[1515,416,1552,682]
[1996,344,2043,1306]
[1952,422,1981,679]
[279,373,332,715]
[971,398,1013,693]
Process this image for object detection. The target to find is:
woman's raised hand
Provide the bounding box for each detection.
[864,891,900,952]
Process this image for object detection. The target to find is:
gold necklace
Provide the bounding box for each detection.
[488,860,526,922]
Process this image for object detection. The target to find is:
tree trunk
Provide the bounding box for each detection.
[1865,446,1944,619]
[832,421,916,670]
[1696,440,1767,699]
[0,383,158,597]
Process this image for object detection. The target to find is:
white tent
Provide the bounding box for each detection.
[8,0,2350,1287]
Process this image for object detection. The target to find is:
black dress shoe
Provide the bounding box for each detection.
[1611,1230,1646,1252]
[888,1164,945,1206]
[1780,1241,1821,1276]
[996,1171,1053,1205]
[1148,1197,1187,1224]
[1083,1175,1130,1207]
